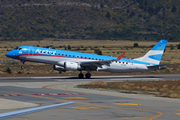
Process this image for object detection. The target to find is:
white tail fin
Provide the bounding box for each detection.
[133,40,167,65]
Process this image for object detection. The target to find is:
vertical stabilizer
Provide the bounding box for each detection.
[133,40,167,65]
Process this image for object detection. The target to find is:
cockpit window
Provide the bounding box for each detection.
[14,47,22,50]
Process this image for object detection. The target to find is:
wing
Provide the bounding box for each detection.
[80,52,125,69]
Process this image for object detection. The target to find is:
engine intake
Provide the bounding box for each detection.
[64,62,80,71]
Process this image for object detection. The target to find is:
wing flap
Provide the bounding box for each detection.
[80,52,125,68]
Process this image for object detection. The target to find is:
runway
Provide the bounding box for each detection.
[0,75,180,120]
[1,74,180,82]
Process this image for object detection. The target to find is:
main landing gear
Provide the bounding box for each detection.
[78,71,91,79]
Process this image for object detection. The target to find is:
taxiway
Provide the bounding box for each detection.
[0,75,180,120]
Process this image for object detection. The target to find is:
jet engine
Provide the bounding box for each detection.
[64,62,80,71]
[53,65,66,72]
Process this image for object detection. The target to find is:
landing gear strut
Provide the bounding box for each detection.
[21,60,25,69]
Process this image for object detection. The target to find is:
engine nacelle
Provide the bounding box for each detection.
[53,65,66,72]
[64,62,80,71]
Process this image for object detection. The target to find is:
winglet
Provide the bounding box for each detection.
[116,52,125,60]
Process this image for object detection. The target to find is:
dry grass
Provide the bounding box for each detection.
[77,80,180,98]
[0,39,167,48]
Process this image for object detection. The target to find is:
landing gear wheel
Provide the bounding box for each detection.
[85,73,91,79]
[21,66,24,69]
[78,73,84,79]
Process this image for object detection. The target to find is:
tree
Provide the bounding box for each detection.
[98,50,102,55]
[100,3,104,8]
[68,45,71,50]
[94,49,102,55]
[134,43,139,47]
[170,45,174,50]
[6,68,11,74]
[129,11,135,17]
[171,5,177,12]
[106,12,111,19]
[177,44,180,49]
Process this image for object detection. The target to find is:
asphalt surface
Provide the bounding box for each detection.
[0,75,180,120]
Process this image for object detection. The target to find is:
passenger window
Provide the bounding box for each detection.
[62,54,64,56]
[58,53,60,55]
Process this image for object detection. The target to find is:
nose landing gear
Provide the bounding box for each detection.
[21,60,25,69]
[21,65,24,69]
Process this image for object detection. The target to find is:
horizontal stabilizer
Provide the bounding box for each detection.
[147,63,172,70]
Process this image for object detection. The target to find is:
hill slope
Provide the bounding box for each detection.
[0,0,180,41]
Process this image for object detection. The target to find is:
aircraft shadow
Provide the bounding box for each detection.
[51,75,162,80]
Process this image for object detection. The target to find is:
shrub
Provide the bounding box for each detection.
[134,43,139,47]
[177,44,180,49]
[6,68,11,74]
[18,71,22,74]
[68,45,71,50]
[94,49,102,55]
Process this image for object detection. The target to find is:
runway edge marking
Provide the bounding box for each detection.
[0,102,74,120]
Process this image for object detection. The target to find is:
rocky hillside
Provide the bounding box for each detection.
[0,0,180,41]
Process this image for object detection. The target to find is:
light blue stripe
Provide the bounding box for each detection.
[0,102,74,119]
[148,54,162,61]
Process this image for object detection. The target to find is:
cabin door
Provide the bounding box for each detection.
[28,46,34,55]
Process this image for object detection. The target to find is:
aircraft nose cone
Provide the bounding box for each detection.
[5,51,12,57]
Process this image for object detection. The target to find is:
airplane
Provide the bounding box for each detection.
[5,40,169,79]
